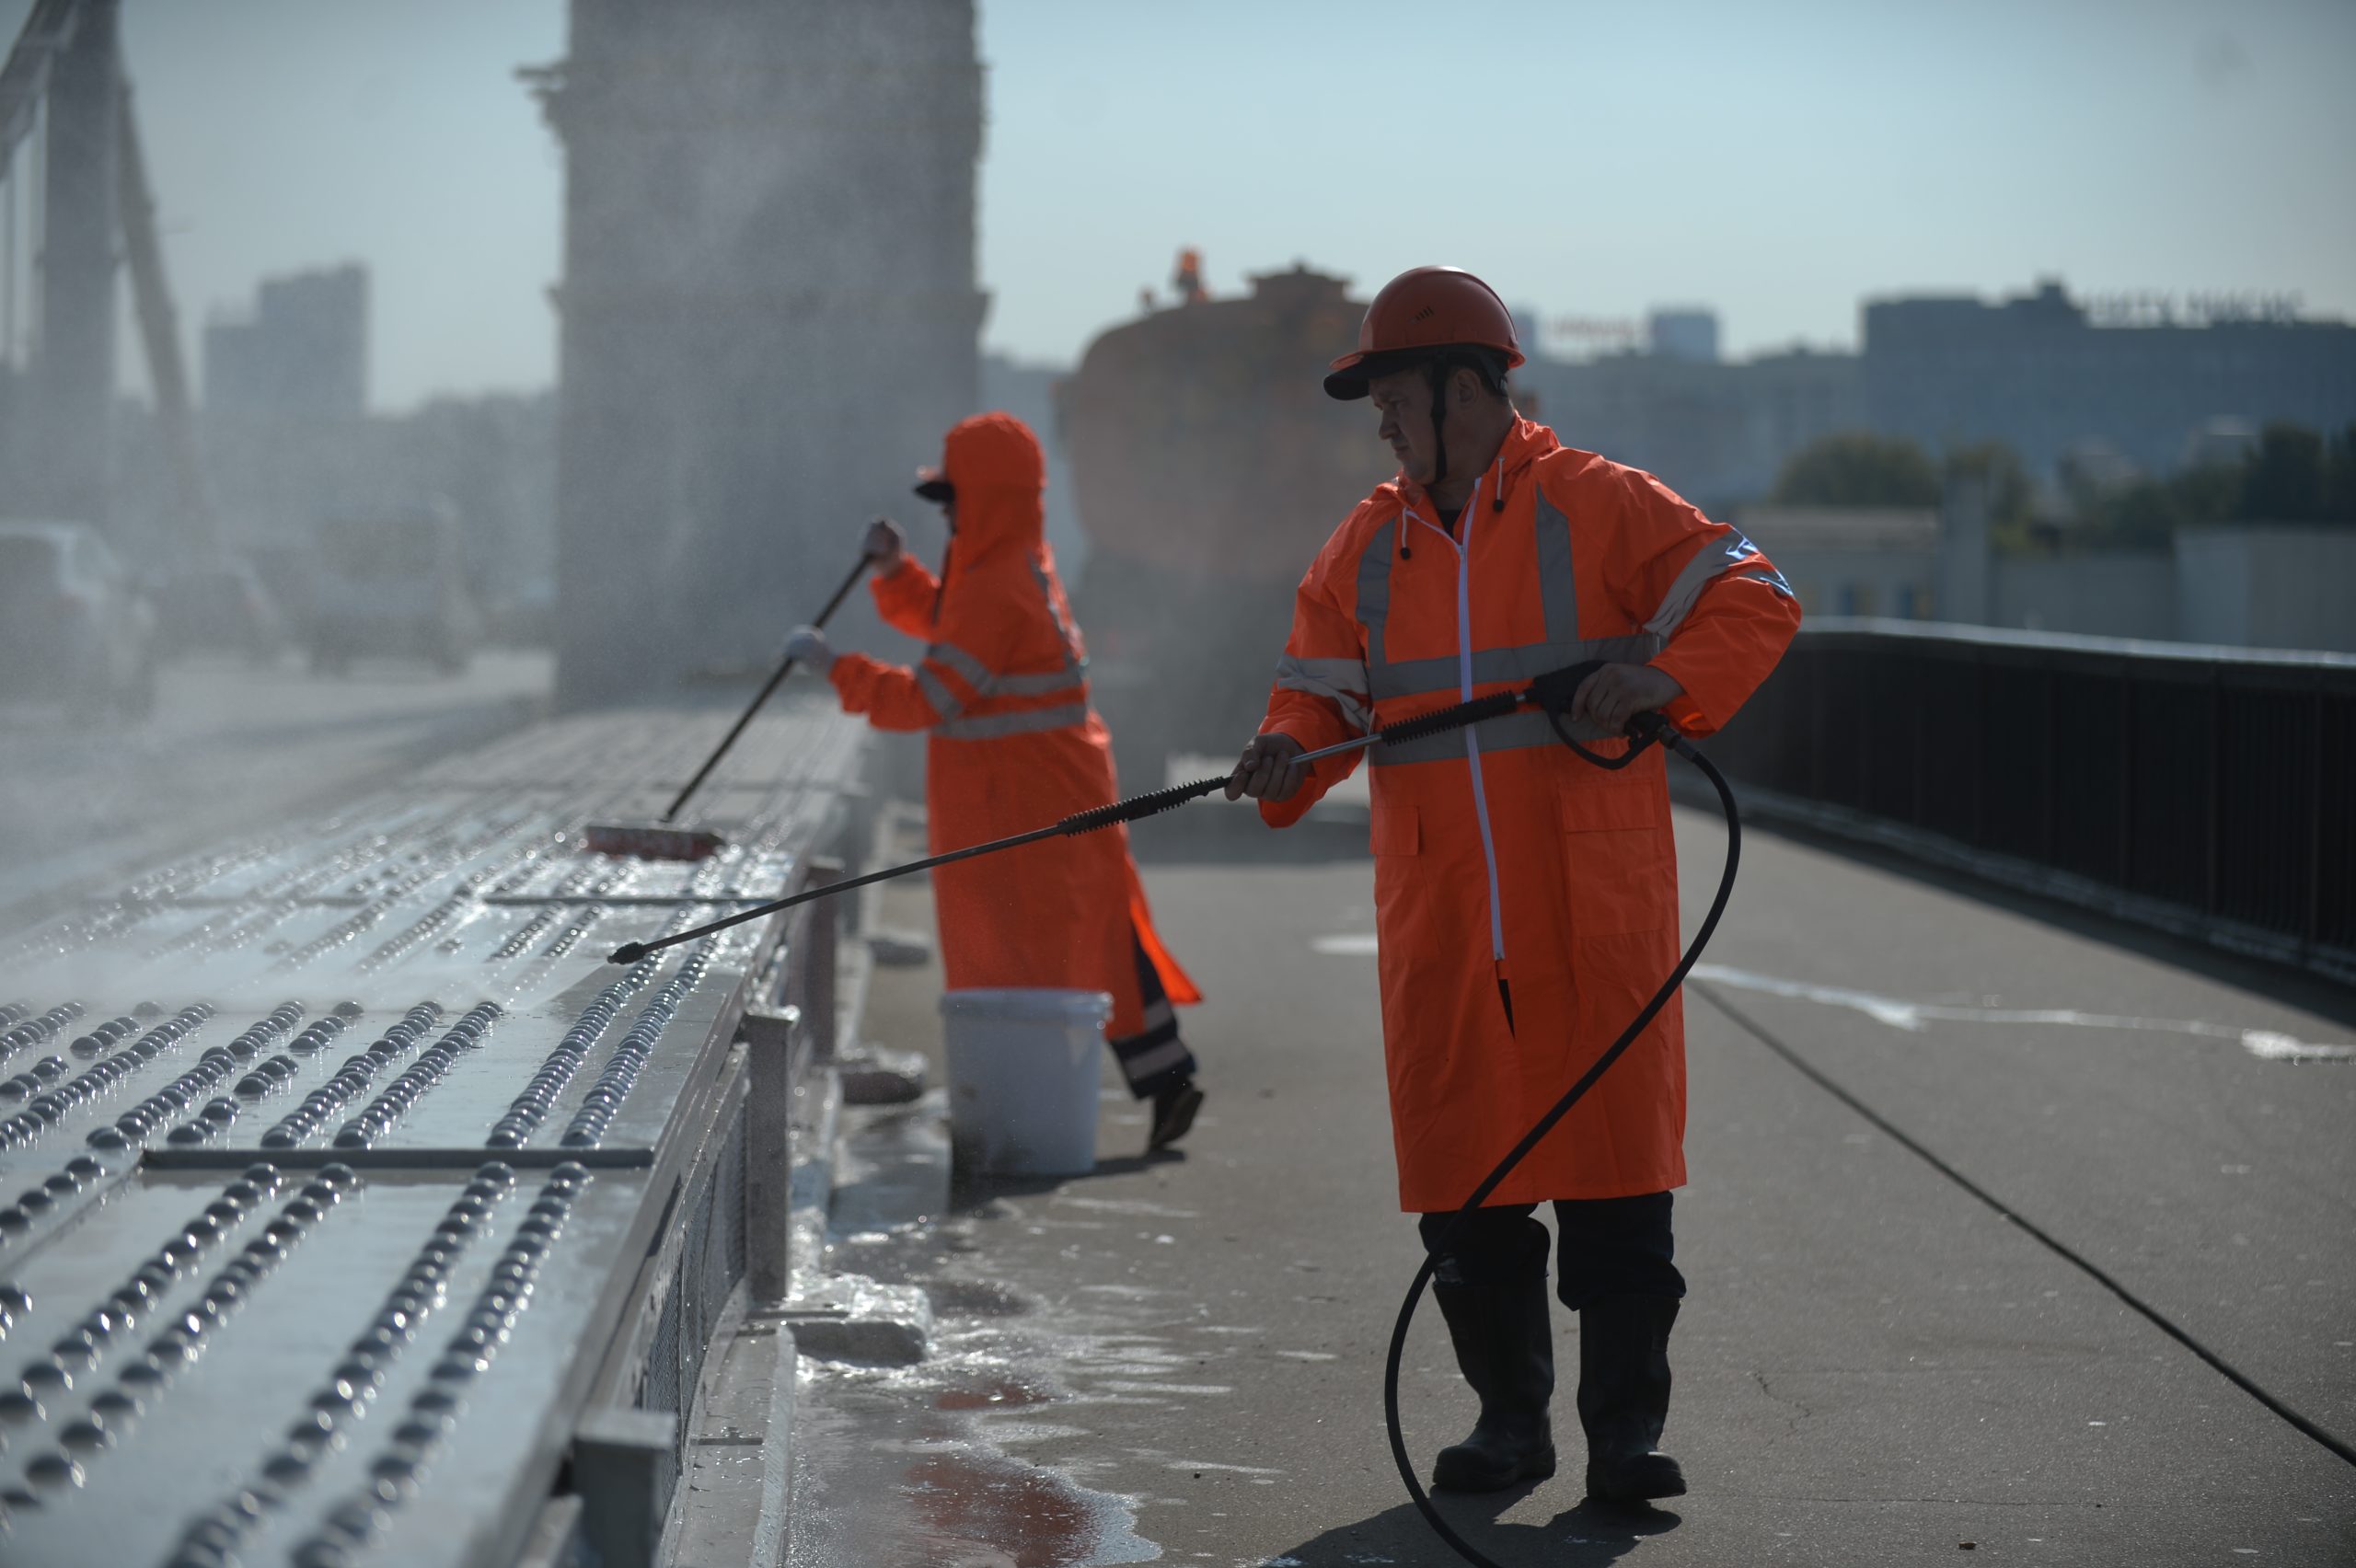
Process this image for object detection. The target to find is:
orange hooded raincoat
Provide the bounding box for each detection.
[1257,416,1798,1211]
[830,413,1199,1082]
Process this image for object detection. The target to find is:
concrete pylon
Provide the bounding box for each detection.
[30,0,121,527]
[537,0,986,707]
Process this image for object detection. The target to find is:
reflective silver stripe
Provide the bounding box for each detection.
[917,664,965,721]
[1118,1037,1191,1079]
[1356,520,1396,668]
[992,668,1087,698]
[1369,634,1663,699]
[1274,653,1374,732]
[935,700,1091,740]
[1276,653,1370,687]
[1729,563,1796,598]
[1646,529,1764,638]
[1534,490,1581,641]
[1141,997,1176,1032]
[927,638,1084,700]
[926,640,995,693]
[1357,495,1656,702]
[1028,559,1088,678]
[1369,707,1621,767]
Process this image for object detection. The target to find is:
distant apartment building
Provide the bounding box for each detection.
[202,264,367,420]
[1516,314,1862,514]
[1862,280,2356,482]
[1518,282,2356,513]
[1646,307,1720,365]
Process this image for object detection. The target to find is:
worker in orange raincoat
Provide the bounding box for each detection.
[784,411,1206,1153]
[1229,268,1799,1505]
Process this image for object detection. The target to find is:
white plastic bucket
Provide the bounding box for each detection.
[939,988,1111,1176]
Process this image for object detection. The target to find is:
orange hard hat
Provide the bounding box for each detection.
[1324,266,1525,400]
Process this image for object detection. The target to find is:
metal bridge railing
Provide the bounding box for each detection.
[1698,618,2356,984]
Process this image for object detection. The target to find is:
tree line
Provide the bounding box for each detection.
[1768,423,2356,551]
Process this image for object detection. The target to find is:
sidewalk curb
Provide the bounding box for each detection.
[660,1290,798,1568]
[774,1078,948,1366]
[759,793,959,1553]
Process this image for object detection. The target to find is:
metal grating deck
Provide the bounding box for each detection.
[0,702,863,1566]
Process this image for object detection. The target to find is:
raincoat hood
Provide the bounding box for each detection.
[934,412,1047,555]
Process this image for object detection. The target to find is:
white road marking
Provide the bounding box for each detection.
[1164,1459,1286,1474]
[1691,963,2356,1063]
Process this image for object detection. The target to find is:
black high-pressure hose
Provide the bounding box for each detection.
[1386,721,1742,1568]
[603,666,1739,1568]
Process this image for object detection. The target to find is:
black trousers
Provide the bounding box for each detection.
[1417,1193,1685,1310]
[1105,923,1194,1101]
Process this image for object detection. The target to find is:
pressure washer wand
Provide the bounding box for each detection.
[603,687,1530,965]
[606,777,1227,964]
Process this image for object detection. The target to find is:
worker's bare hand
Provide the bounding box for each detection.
[1226,732,1307,802]
[1571,663,1684,732]
[861,517,907,570]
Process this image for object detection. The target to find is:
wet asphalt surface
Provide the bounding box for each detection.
[787,792,2356,1568]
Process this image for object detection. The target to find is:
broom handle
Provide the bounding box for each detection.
[662,552,871,822]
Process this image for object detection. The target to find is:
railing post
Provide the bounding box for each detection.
[2204,667,2223,918]
[792,856,844,1064]
[1969,646,1986,848]
[745,1002,800,1304]
[2116,670,2135,888]
[573,1409,678,1568]
[2306,684,2326,954]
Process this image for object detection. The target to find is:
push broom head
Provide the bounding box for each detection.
[581,823,728,861]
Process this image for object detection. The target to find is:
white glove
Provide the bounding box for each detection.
[861,517,907,570]
[782,626,835,671]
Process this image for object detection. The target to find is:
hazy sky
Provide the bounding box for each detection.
[4,0,2350,410]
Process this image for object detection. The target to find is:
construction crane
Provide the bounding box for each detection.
[1,0,214,545]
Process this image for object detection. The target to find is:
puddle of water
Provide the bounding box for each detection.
[1692,963,2356,1063]
[907,1449,1137,1561]
[935,1378,1052,1412]
[791,1367,1159,1568]
[927,1277,1034,1318]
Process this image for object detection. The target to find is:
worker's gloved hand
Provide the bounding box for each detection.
[1225,732,1306,802]
[1570,663,1683,732]
[782,626,836,672]
[861,517,907,571]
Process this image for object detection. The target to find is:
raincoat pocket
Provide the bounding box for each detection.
[1371,803,1421,857]
[1559,788,1669,937]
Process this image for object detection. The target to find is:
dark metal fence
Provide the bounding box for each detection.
[1699,619,2356,983]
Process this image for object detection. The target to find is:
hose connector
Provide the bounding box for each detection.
[1057,776,1228,836]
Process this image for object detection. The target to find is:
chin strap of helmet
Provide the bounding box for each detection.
[1425,358,1452,490]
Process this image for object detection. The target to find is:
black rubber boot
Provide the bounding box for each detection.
[1576,1295,1686,1505]
[1146,1078,1202,1152]
[1428,1269,1557,1492]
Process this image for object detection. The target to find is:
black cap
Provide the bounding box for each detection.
[912,469,953,503]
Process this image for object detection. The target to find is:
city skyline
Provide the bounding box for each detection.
[2,0,2350,409]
